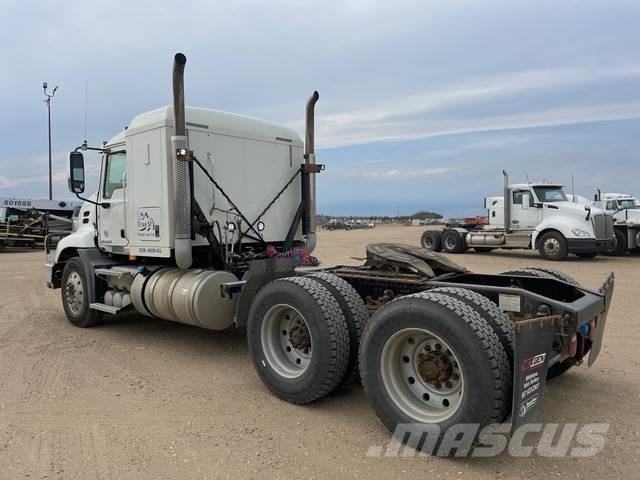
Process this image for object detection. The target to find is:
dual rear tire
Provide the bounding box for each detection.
[359,290,512,451]
[247,274,366,404]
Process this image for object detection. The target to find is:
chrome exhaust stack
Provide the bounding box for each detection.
[303,91,319,253]
[503,170,511,233]
[171,53,192,269]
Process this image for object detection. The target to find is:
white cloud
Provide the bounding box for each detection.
[294,65,640,148]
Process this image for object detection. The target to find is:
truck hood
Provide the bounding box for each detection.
[613,208,640,224]
[548,201,605,219]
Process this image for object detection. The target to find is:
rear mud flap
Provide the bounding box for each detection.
[511,318,557,432]
[588,272,614,367]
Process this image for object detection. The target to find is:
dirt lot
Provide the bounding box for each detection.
[0,224,638,479]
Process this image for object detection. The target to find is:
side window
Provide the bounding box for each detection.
[103,152,127,199]
[513,190,533,207]
[606,201,616,210]
[513,191,523,205]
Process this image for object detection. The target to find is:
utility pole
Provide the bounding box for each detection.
[43,82,58,200]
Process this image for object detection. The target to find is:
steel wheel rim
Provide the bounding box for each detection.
[261,304,313,379]
[423,235,433,248]
[544,238,560,256]
[445,236,456,250]
[380,328,464,423]
[65,271,84,315]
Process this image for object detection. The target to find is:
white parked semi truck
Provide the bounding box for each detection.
[46,54,614,454]
[591,191,640,255]
[421,173,615,261]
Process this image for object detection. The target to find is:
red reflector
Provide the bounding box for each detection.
[569,335,578,357]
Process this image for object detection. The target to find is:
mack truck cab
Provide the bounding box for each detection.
[421,172,615,260]
[591,192,640,255]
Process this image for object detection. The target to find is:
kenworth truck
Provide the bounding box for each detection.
[46,54,614,453]
[421,174,615,261]
[591,192,640,255]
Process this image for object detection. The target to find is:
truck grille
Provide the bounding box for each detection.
[592,214,614,240]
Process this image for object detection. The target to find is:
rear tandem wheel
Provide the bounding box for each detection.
[359,291,510,451]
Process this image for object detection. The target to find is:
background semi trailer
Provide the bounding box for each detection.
[591,192,640,256]
[46,54,614,453]
[0,198,80,249]
[420,172,615,261]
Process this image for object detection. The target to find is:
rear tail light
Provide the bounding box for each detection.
[589,319,597,341]
[569,335,578,357]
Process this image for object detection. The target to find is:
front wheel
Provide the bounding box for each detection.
[537,231,568,261]
[606,229,628,256]
[61,257,102,327]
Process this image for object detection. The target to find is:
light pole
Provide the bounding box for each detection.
[43,82,58,200]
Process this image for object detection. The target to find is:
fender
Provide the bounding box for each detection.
[532,217,592,248]
[54,226,97,264]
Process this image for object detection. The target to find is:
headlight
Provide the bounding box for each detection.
[571,228,590,238]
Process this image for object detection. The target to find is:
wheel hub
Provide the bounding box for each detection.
[380,328,464,423]
[544,238,560,256]
[289,320,311,352]
[65,271,84,315]
[417,350,452,384]
[261,304,313,379]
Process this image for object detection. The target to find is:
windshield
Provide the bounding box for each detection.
[618,199,638,210]
[533,186,567,203]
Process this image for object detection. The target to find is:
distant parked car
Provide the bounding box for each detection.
[347,220,374,230]
[325,220,352,231]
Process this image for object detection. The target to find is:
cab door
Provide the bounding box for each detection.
[98,151,128,249]
[510,189,540,230]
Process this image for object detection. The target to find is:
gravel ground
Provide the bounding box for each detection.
[0,224,638,479]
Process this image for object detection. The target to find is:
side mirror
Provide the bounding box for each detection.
[68,151,85,194]
[521,193,530,209]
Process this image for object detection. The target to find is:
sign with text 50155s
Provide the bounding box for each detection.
[137,208,161,241]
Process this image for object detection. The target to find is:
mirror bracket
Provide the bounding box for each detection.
[74,193,110,209]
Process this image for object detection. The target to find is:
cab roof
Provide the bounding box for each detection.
[510,182,564,189]
[602,193,634,200]
[105,106,303,148]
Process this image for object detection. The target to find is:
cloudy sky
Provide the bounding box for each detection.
[0,0,638,216]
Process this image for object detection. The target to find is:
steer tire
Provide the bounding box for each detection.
[537,231,568,261]
[608,229,628,256]
[247,276,350,404]
[307,273,368,385]
[421,231,442,252]
[441,230,465,254]
[61,257,102,328]
[359,292,510,454]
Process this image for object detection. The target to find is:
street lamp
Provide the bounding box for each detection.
[43,82,58,201]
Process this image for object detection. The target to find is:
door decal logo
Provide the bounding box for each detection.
[137,209,160,238]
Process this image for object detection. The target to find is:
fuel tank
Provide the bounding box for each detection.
[131,267,237,330]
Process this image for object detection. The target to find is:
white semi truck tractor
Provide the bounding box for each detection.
[591,191,640,255]
[421,172,615,261]
[46,54,615,454]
